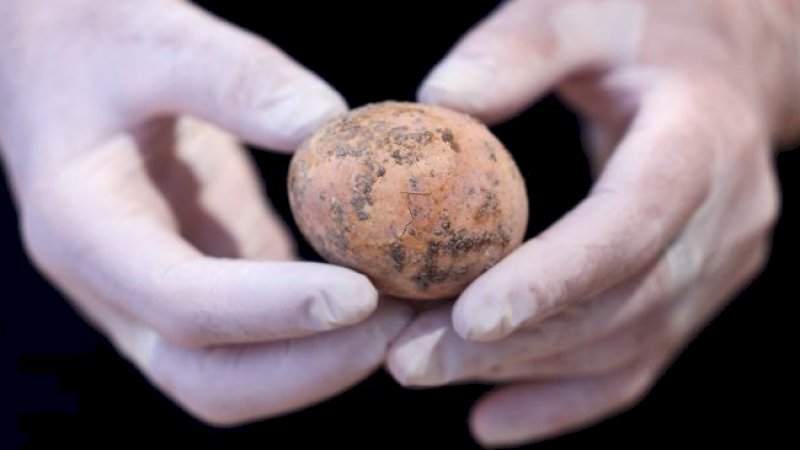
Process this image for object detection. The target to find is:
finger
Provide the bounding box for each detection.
[418,0,646,123]
[143,117,295,260]
[453,78,714,342]
[470,356,664,447]
[480,307,674,382]
[111,0,346,151]
[388,255,677,387]
[22,136,378,348]
[131,300,411,426]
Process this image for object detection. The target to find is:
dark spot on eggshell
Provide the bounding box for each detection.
[475,190,500,221]
[389,242,406,272]
[438,128,460,152]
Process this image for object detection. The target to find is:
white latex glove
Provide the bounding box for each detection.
[388,0,800,446]
[0,0,410,425]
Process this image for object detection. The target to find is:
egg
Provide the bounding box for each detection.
[288,101,528,300]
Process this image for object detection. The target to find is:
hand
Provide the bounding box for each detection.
[388,0,799,446]
[0,0,410,425]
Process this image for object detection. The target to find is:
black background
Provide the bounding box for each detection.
[2,1,797,448]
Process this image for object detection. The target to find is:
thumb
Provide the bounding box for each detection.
[418,0,645,123]
[114,1,346,152]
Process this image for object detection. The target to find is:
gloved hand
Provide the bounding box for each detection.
[0,0,410,425]
[387,0,799,446]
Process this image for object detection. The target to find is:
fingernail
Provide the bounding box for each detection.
[387,326,448,386]
[309,272,378,329]
[418,58,494,107]
[261,83,347,151]
[454,299,515,342]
